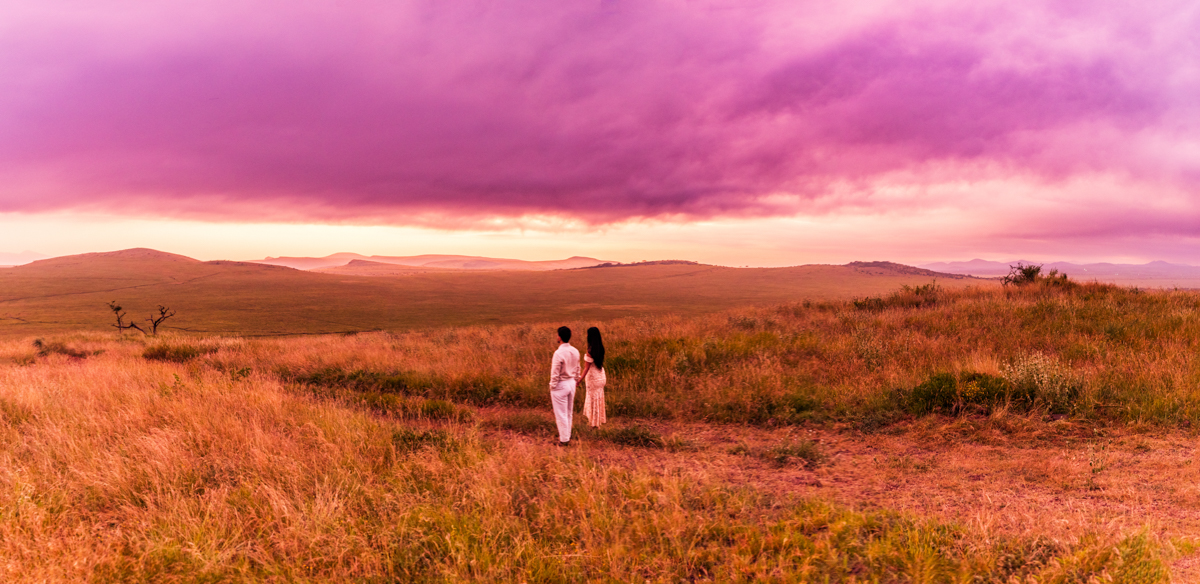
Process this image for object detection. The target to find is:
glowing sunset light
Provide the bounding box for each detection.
[2,1,1198,264]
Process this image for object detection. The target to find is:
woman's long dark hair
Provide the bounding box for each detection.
[586,327,605,370]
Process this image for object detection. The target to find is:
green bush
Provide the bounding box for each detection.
[142,344,217,363]
[390,428,451,452]
[1003,263,1076,289]
[33,339,92,359]
[598,425,665,448]
[609,393,675,419]
[292,367,535,407]
[358,393,470,422]
[904,372,1012,415]
[854,283,941,312]
[904,363,1082,416]
[1001,353,1082,415]
[419,399,463,421]
[763,439,827,468]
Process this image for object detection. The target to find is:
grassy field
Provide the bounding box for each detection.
[2,273,1198,581]
[0,249,989,337]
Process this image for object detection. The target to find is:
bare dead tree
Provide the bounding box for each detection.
[108,301,145,333]
[147,305,176,335]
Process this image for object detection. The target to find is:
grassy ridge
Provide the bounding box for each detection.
[128,281,1200,429]
[0,337,1171,582]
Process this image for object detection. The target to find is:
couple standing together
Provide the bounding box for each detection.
[548,326,607,446]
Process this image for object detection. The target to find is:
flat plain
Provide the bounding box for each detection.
[1,250,1196,582]
[0,248,988,337]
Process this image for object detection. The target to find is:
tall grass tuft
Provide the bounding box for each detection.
[142,343,218,362]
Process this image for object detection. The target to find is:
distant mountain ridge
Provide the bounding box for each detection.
[249,253,613,271]
[0,250,49,266]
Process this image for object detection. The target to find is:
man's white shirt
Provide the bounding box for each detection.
[550,343,581,389]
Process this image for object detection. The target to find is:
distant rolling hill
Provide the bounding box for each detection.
[0,250,48,267]
[920,259,1200,288]
[314,260,461,276]
[250,253,613,271]
[0,248,992,337]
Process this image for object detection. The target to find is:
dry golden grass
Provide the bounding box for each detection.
[3,281,1198,581]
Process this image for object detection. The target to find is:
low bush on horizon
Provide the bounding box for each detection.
[1003,262,1075,288]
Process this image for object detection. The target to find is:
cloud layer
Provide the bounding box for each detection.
[1,0,1198,231]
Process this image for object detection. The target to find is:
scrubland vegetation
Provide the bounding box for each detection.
[1,279,1196,581]
[210,279,1200,430]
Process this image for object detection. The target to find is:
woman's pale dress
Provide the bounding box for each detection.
[583,354,607,427]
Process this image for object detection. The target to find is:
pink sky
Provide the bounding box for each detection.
[2,1,1199,264]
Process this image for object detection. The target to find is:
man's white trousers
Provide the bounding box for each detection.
[550,380,577,443]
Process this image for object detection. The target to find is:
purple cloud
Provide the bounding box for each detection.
[0,1,1196,230]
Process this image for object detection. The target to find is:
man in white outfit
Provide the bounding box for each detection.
[549,326,581,446]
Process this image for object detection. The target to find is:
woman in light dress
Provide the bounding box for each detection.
[578,326,607,427]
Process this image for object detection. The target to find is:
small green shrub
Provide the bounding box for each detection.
[360,393,422,418]
[291,367,529,407]
[293,368,424,393]
[1001,353,1082,415]
[420,399,469,422]
[598,425,665,448]
[143,344,217,363]
[391,428,451,452]
[763,439,827,468]
[852,406,904,434]
[904,372,1011,415]
[853,283,941,312]
[852,297,887,311]
[484,411,557,436]
[1003,263,1044,286]
[358,393,470,422]
[33,339,91,359]
[1003,263,1075,289]
[904,363,1081,416]
[609,394,674,419]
